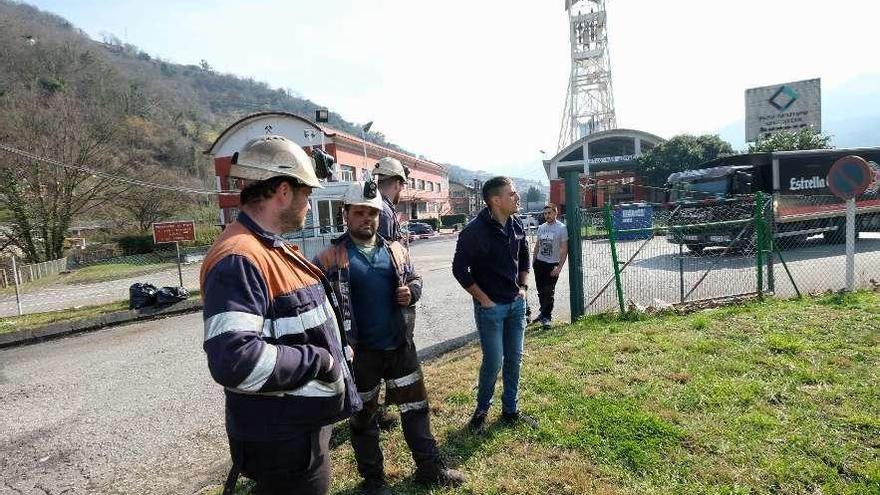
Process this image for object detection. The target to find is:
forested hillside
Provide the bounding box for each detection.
[0,1,545,262]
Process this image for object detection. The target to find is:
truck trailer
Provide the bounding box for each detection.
[665,147,880,253]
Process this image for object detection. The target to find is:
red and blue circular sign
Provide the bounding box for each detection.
[827,155,872,200]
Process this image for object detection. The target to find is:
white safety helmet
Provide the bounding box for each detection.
[372,156,409,182]
[343,181,383,210]
[230,135,323,188]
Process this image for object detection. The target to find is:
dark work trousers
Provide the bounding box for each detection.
[350,342,440,480]
[533,259,560,320]
[227,425,332,495]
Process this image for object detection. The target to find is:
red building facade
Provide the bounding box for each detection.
[206,112,449,233]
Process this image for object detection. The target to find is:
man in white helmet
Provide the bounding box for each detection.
[372,156,409,241]
[371,156,410,431]
[315,181,465,495]
[200,135,359,495]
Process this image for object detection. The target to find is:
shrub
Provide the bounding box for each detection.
[441,214,467,227]
[184,225,221,247]
[116,235,155,255]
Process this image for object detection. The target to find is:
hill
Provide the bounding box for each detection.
[446,164,549,200]
[0,0,544,195]
[0,0,542,260]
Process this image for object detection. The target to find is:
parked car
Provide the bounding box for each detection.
[516,213,539,231]
[405,222,436,240]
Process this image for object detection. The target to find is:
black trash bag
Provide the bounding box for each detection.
[129,283,159,309]
[155,286,189,306]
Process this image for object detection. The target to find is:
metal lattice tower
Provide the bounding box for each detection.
[557,0,617,151]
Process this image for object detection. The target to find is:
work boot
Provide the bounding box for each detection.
[467,409,488,433]
[359,477,392,495]
[500,410,539,429]
[377,404,398,431]
[414,459,466,487]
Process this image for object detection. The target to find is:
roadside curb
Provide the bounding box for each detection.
[0,299,204,349]
[417,331,477,362]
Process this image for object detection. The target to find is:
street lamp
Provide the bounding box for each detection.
[361,121,373,171]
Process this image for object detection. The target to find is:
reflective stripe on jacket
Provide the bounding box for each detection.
[200,212,361,441]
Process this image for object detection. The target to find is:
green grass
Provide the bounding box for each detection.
[0,290,200,334]
[209,291,880,495]
[61,261,176,284]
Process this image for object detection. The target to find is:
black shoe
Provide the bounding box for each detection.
[467,409,488,433]
[359,477,392,495]
[414,460,466,487]
[500,411,539,429]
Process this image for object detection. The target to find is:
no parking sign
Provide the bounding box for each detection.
[827,155,872,200]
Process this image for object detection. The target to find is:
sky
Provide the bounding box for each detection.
[26,0,880,183]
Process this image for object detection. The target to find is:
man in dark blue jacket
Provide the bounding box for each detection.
[452,176,539,433]
[201,136,359,495]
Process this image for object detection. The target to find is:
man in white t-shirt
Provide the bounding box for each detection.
[531,203,568,328]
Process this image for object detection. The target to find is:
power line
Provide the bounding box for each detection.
[0,142,230,195]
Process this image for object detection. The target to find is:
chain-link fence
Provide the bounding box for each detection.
[768,193,880,297]
[570,190,880,315]
[0,227,336,318]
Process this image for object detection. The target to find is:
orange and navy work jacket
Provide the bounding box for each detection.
[314,233,422,347]
[199,212,360,441]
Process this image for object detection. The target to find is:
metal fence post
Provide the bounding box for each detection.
[766,197,775,293]
[563,169,585,321]
[11,256,23,316]
[845,198,856,291]
[175,241,184,288]
[678,241,685,303]
[603,202,626,313]
[754,191,765,299]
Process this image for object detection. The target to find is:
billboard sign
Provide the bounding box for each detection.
[153,221,196,244]
[745,78,821,142]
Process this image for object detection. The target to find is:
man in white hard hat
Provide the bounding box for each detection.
[371,156,410,431]
[315,181,465,495]
[200,135,359,495]
[372,156,409,241]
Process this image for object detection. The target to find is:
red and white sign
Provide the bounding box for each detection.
[152,221,195,244]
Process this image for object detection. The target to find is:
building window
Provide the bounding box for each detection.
[417,179,425,190]
[427,182,434,192]
[409,178,416,189]
[317,199,345,233]
[339,165,355,182]
[437,182,442,193]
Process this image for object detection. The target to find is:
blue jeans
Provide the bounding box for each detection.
[473,297,526,414]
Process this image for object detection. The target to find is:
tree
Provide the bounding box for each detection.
[524,186,544,212]
[119,169,194,232]
[637,134,736,186]
[0,92,133,262]
[748,128,833,152]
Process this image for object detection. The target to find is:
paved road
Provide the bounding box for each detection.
[0,236,540,495]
